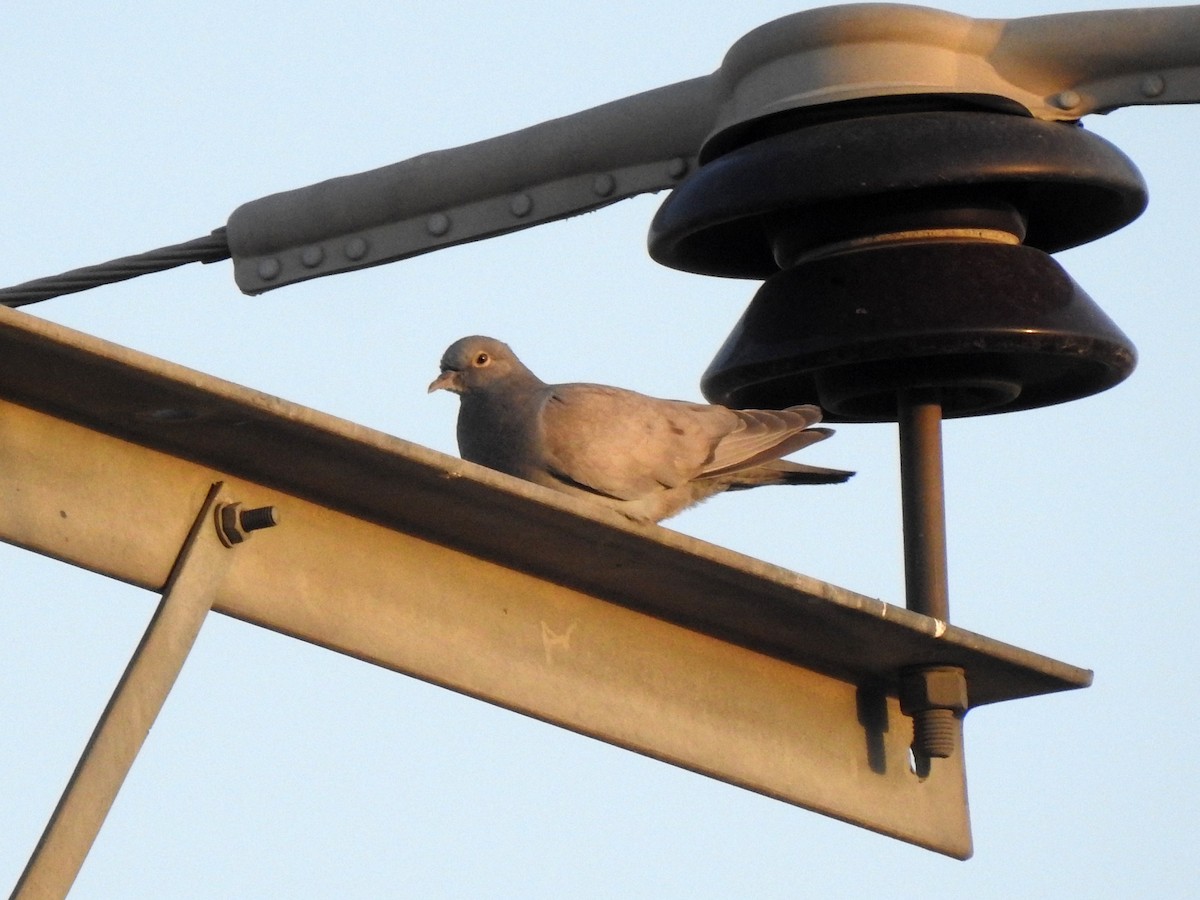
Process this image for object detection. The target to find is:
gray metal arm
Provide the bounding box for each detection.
[225,78,716,293]
[226,3,1200,295]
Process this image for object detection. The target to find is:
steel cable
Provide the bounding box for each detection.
[0,229,230,308]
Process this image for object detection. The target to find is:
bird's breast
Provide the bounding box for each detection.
[456,389,546,480]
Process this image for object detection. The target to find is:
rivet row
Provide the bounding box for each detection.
[254,160,694,281]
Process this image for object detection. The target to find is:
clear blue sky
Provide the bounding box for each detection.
[1,2,1197,897]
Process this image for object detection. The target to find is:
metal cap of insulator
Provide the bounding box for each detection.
[699,240,1137,421]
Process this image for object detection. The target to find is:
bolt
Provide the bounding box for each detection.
[1050,90,1082,111]
[1140,74,1166,98]
[301,246,325,268]
[911,708,958,759]
[666,157,689,180]
[427,212,451,237]
[216,502,280,547]
[592,173,616,197]
[256,257,282,281]
[343,237,368,260]
[899,665,968,759]
[509,193,533,217]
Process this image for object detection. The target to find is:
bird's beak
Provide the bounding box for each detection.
[428,369,461,393]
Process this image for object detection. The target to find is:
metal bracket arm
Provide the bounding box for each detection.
[0,307,1093,864]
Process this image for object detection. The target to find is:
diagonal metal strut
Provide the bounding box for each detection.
[10,484,236,900]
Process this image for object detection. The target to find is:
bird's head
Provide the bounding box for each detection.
[428,335,530,395]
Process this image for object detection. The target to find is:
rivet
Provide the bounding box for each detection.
[592,173,616,197]
[666,157,689,179]
[1140,74,1166,98]
[301,246,325,268]
[1050,89,1082,111]
[509,193,534,217]
[427,212,451,237]
[343,237,368,260]
[256,257,282,281]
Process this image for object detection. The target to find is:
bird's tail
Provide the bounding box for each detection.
[721,459,855,489]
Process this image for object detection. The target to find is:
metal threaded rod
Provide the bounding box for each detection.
[0,229,230,308]
[898,389,950,621]
[238,506,279,533]
[897,389,965,760]
[911,707,958,759]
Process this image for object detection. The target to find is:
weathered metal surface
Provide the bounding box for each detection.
[11,484,235,900]
[225,5,1200,293]
[0,306,1093,857]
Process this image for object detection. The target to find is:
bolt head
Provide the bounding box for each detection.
[1051,89,1082,111]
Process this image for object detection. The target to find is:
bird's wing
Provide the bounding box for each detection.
[537,384,735,500]
[698,405,829,477]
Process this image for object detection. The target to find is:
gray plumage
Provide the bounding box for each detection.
[429,336,853,523]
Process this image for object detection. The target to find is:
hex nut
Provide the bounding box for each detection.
[899,665,968,715]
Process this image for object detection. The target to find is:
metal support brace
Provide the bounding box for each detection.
[897,391,968,761]
[10,484,238,900]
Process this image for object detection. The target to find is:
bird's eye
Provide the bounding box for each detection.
[474,352,490,366]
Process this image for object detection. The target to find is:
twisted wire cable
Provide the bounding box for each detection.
[0,228,230,308]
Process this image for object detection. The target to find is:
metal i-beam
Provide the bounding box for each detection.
[0,306,1092,864]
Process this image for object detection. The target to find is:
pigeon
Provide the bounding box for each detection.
[429,335,853,523]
